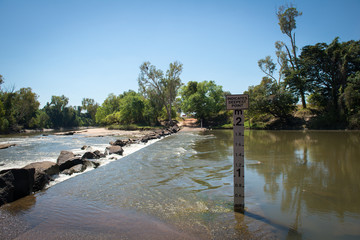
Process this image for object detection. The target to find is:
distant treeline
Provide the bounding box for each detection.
[1,5,359,133]
[0,62,231,133]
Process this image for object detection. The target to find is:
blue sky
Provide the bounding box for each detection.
[1,0,359,107]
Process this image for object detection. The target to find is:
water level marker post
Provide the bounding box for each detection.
[226,94,249,213]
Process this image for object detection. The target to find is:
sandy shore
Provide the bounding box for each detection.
[180,126,206,132]
[74,128,153,137]
[51,121,206,137]
[79,126,206,135]
[179,118,207,132]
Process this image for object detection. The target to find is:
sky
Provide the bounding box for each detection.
[1,0,359,107]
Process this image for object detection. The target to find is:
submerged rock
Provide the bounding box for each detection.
[54,131,75,136]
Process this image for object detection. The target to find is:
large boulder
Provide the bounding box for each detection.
[23,161,59,192]
[57,151,75,165]
[110,139,128,147]
[23,161,59,176]
[82,151,99,160]
[58,157,83,172]
[61,164,86,175]
[0,171,15,206]
[105,145,124,155]
[0,168,35,203]
[56,151,84,171]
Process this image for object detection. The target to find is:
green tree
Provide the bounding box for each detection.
[12,88,40,128]
[0,74,3,89]
[138,61,183,124]
[300,38,360,112]
[163,61,183,122]
[258,56,278,83]
[276,5,308,108]
[0,86,40,131]
[0,99,8,132]
[29,109,51,129]
[246,77,297,121]
[1,91,16,130]
[341,72,360,129]
[0,75,7,132]
[116,91,145,125]
[44,95,79,128]
[81,98,99,125]
[180,80,227,126]
[95,93,121,125]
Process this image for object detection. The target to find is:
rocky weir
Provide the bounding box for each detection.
[0,125,180,207]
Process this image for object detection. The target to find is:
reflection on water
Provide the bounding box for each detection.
[1,130,360,239]
[246,130,360,239]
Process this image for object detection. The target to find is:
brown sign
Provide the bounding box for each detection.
[226,94,249,110]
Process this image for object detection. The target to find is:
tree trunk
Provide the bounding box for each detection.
[300,91,307,109]
[165,105,172,125]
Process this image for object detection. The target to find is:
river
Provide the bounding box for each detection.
[1,130,360,239]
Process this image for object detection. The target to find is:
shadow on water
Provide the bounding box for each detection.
[243,210,302,240]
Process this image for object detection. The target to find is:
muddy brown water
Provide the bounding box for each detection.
[1,130,360,239]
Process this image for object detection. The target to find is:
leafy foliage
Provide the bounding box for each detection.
[180,80,229,126]
[246,77,297,121]
[138,61,183,124]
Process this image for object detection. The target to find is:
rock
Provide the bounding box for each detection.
[54,131,75,136]
[81,145,87,150]
[0,168,35,204]
[0,163,5,167]
[83,159,100,169]
[82,151,99,160]
[61,164,86,175]
[56,151,75,165]
[168,125,180,133]
[23,161,59,176]
[105,145,124,155]
[0,171,15,206]
[57,157,83,172]
[93,150,105,158]
[32,171,52,192]
[154,130,165,136]
[23,161,59,192]
[0,143,16,150]
[111,139,128,147]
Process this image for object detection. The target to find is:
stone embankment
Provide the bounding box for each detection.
[0,125,180,207]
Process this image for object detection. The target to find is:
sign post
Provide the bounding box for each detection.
[226,94,249,213]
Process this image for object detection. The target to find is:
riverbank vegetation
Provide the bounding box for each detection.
[246,5,360,130]
[1,5,359,134]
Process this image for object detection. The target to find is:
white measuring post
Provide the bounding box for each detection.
[226,94,249,213]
